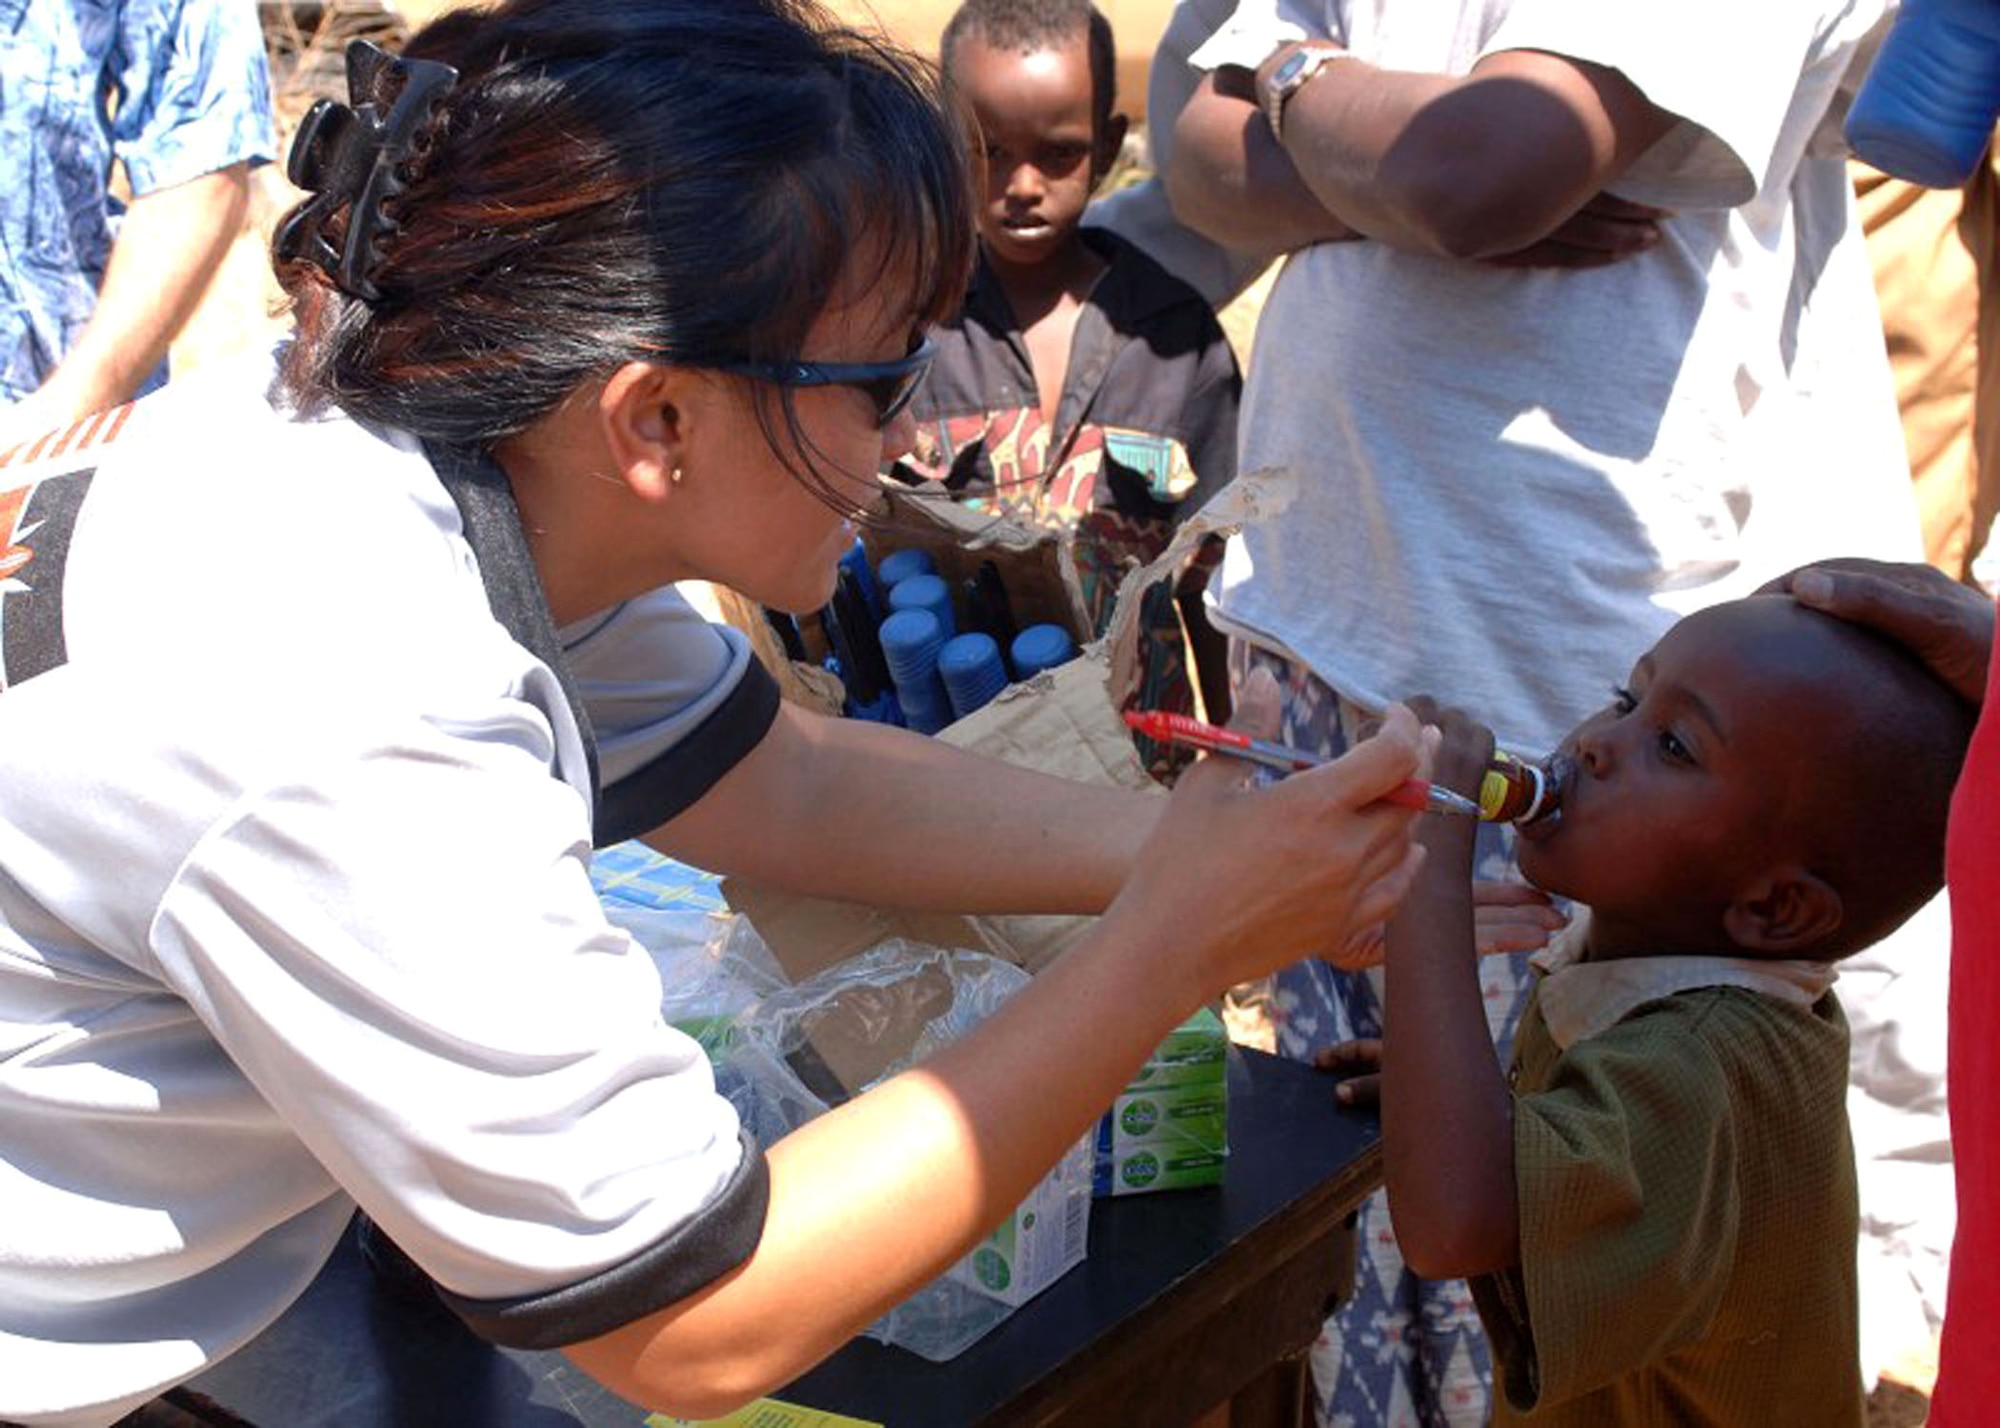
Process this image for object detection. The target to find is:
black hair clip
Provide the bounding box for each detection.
[273,39,458,302]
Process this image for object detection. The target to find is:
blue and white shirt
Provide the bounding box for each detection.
[0,0,277,402]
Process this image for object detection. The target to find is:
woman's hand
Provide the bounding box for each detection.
[1106,671,1429,995]
[1761,557,1994,706]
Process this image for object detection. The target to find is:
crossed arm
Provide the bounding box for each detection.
[1167,43,1675,265]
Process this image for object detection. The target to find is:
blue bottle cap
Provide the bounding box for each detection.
[1010,623,1077,680]
[876,547,937,590]
[878,608,945,683]
[887,572,956,638]
[938,632,1009,718]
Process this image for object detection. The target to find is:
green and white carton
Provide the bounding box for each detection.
[1092,1006,1230,1196]
[946,1128,1092,1307]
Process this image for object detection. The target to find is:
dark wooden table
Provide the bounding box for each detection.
[189,1047,1382,1428]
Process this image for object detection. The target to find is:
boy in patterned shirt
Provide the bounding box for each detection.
[907,0,1240,731]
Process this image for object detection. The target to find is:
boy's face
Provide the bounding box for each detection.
[948,31,1124,270]
[1516,598,1833,957]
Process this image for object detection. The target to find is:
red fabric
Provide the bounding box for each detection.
[1930,601,2000,1423]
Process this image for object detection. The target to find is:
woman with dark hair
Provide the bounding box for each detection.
[0,1,1428,1422]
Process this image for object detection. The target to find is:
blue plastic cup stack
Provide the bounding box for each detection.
[1846,0,2000,186]
[886,572,957,639]
[938,632,1009,719]
[879,608,953,734]
[875,546,937,596]
[1010,623,1077,681]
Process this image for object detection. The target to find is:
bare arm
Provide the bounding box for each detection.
[572,706,1433,1417]
[12,165,250,429]
[646,700,1156,915]
[1169,46,1673,262]
[1380,701,1520,1279]
[1167,67,1360,258]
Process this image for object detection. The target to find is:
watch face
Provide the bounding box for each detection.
[1274,50,1312,86]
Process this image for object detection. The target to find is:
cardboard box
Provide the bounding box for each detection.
[716,469,1292,984]
[861,483,1095,645]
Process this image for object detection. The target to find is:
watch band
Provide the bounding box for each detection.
[1261,42,1351,142]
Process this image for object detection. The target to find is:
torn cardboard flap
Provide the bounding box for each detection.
[1098,464,1295,713]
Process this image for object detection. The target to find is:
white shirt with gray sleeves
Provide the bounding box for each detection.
[0,355,779,1426]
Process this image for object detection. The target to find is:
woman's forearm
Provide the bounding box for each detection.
[565,901,1197,1417]
[648,700,1159,914]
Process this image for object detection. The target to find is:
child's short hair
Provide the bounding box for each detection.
[1788,603,1975,956]
[940,0,1117,127]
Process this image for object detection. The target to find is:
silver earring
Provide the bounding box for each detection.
[670,466,683,484]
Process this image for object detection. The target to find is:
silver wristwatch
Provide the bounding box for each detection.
[1260,42,1350,142]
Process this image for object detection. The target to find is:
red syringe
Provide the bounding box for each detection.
[1123,709,1481,817]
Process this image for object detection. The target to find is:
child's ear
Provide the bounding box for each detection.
[1093,111,1130,187]
[1722,867,1843,956]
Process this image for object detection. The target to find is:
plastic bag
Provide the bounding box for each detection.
[711,937,1092,1361]
[606,902,785,1060]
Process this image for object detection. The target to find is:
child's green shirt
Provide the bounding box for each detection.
[1474,971,1863,1425]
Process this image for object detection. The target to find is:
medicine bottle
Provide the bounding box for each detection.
[1479,750,1555,824]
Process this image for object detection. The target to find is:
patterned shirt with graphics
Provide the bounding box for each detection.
[902,230,1238,628]
[897,229,1240,735]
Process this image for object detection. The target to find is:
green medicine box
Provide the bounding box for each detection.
[1091,1007,1231,1197]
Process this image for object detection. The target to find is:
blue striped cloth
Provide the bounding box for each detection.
[589,841,727,913]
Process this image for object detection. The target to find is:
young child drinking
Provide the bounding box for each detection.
[907,0,1241,730]
[1326,592,1977,1424]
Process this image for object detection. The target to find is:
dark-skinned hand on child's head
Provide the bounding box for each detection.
[1761,556,1993,706]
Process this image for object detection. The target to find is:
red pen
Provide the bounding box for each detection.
[1123,709,1481,818]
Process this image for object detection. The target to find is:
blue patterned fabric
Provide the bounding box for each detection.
[589,839,728,914]
[1228,640,1537,1428]
[0,0,276,401]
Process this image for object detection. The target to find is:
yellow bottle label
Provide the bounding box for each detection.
[1478,766,1513,821]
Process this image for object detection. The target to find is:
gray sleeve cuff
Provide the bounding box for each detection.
[592,657,782,847]
[437,1130,771,1350]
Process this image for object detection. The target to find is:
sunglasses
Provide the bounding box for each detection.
[715,334,936,429]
